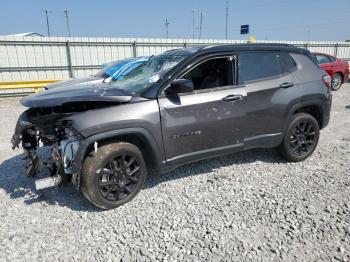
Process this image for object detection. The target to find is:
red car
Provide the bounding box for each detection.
[312,52,349,91]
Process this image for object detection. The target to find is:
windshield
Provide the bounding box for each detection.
[109,53,188,94]
[95,59,133,78]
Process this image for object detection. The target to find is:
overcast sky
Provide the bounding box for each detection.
[0,0,349,41]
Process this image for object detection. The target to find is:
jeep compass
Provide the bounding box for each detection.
[12,44,332,209]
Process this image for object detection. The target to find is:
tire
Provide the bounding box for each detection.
[81,142,147,210]
[277,113,319,162]
[331,73,343,91]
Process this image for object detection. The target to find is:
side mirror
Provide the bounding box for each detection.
[166,79,194,94]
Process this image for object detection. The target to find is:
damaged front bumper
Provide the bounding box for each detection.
[12,110,82,190]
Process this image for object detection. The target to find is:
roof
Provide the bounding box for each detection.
[163,46,203,56]
[161,43,307,59]
[195,43,304,54]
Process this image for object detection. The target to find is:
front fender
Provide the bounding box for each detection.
[71,127,165,188]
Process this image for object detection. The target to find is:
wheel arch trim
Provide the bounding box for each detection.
[71,127,164,188]
[285,99,328,132]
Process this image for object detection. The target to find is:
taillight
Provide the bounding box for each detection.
[322,75,331,89]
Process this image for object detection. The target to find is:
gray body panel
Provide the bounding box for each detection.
[158,86,247,164]
[21,82,132,107]
[69,99,164,156]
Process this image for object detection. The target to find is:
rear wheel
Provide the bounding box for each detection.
[331,73,342,91]
[81,142,147,209]
[277,113,319,162]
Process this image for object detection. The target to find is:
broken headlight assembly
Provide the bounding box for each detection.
[21,118,83,190]
[58,127,80,175]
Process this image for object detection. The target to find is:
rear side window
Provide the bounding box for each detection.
[238,52,282,83]
[279,52,297,73]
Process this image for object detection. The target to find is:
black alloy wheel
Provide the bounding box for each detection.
[288,120,317,157]
[81,142,147,209]
[277,113,320,162]
[98,153,141,201]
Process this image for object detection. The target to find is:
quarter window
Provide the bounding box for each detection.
[238,52,282,83]
[181,57,233,90]
[279,52,297,73]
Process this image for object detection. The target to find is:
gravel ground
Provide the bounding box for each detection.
[0,84,350,261]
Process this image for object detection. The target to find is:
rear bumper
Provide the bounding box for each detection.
[321,91,332,129]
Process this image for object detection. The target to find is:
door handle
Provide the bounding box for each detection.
[222,94,244,102]
[279,82,294,88]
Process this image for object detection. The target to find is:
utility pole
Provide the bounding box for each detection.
[199,11,203,39]
[192,10,195,39]
[64,10,71,37]
[43,10,51,37]
[165,19,170,39]
[307,30,310,42]
[225,0,229,39]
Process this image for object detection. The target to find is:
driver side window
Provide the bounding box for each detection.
[181,57,233,90]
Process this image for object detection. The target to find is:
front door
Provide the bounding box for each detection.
[158,56,247,165]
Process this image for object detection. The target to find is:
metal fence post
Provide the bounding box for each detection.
[65,40,75,78]
[132,41,137,58]
[334,43,338,57]
[184,42,187,48]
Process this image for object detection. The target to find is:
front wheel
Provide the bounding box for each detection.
[331,73,342,91]
[277,113,320,162]
[81,142,147,209]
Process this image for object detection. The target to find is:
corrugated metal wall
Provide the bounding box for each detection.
[0,35,349,81]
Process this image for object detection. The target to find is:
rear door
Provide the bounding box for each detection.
[158,55,247,165]
[237,51,298,147]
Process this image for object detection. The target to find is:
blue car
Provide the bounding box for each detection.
[46,56,149,90]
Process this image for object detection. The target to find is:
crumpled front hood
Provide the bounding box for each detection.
[21,82,133,108]
[46,76,103,89]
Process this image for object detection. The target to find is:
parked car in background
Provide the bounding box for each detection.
[312,52,349,91]
[45,56,149,90]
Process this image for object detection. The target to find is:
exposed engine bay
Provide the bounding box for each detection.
[11,101,117,189]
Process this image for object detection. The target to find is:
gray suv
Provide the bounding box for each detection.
[12,44,332,209]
